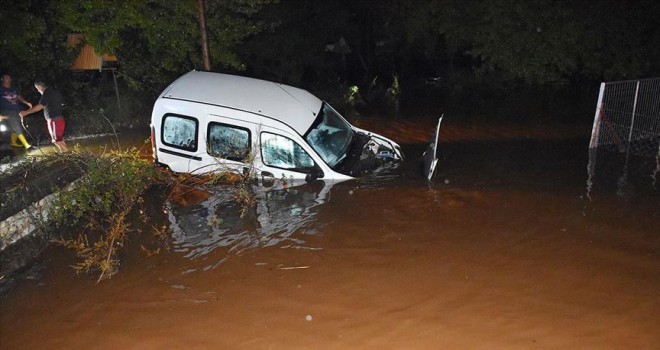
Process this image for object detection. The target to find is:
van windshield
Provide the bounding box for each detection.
[305,103,353,168]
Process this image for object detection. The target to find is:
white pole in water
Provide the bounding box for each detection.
[589,82,606,149]
[586,82,606,200]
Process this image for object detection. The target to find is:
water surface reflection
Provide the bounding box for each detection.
[167,181,333,269]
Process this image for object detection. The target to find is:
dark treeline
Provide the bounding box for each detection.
[1,0,659,129]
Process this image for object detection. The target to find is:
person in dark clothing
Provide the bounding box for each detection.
[19,80,68,152]
[1,74,34,150]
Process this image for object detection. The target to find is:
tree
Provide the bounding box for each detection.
[400,0,660,85]
[198,0,212,70]
[58,0,272,90]
[0,0,74,88]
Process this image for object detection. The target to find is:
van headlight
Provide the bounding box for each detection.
[0,124,7,132]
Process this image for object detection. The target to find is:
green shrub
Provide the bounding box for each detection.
[50,149,162,282]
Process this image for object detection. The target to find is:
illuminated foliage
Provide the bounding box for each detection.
[58,0,273,88]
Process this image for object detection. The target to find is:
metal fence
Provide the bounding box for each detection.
[588,78,660,196]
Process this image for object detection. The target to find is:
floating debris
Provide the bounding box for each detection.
[277,264,310,270]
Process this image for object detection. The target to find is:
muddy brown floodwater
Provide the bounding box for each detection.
[1,119,659,349]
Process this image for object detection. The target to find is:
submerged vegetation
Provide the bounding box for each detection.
[2,133,267,283]
[48,148,161,282]
[37,147,259,282]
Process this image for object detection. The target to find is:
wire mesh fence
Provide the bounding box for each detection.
[588,78,660,197]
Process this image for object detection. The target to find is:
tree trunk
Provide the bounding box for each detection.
[197,0,211,71]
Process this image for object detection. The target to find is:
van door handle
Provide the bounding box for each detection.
[261,171,275,187]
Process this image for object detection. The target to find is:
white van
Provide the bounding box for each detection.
[150,71,439,186]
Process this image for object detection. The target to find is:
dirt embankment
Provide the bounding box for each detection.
[0,158,85,282]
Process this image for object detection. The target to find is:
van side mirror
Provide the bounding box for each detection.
[305,164,324,183]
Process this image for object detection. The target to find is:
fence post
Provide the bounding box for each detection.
[112,69,122,112]
[624,81,641,167]
[654,144,660,190]
[587,83,606,200]
[589,83,606,149]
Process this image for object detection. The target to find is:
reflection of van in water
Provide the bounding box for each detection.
[150,71,438,186]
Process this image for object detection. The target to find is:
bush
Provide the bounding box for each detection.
[50,148,162,282]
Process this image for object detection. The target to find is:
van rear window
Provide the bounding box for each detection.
[162,114,198,152]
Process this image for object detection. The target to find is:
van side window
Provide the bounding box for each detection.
[162,114,198,151]
[208,123,250,161]
[261,132,314,171]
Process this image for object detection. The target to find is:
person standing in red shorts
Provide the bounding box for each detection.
[19,80,68,152]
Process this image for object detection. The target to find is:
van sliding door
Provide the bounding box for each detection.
[197,114,256,175]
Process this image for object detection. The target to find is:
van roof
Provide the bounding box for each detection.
[160,71,322,135]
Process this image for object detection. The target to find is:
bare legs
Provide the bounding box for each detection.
[54,140,68,152]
